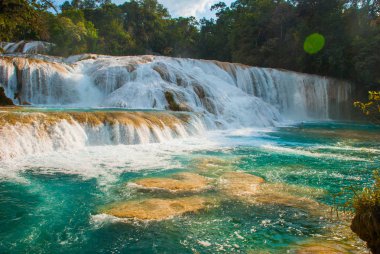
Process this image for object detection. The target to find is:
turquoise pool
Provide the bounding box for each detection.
[0,121,379,253]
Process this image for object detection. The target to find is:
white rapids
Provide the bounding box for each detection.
[0,53,353,160]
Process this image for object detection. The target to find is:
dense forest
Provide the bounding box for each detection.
[0,0,379,85]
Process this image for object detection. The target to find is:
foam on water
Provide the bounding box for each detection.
[0,136,219,183]
[0,110,208,161]
[1,123,376,184]
[260,144,371,162]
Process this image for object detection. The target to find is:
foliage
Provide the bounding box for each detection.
[350,170,380,253]
[83,4,136,55]
[198,0,380,84]
[354,91,380,124]
[0,0,52,41]
[1,0,380,85]
[48,9,98,56]
[352,171,380,214]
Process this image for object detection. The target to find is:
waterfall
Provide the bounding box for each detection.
[0,41,53,54]
[0,111,207,160]
[0,54,352,124]
[0,54,353,160]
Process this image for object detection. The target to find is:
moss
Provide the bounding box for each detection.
[351,171,380,253]
[0,87,14,106]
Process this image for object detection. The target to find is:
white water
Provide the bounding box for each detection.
[0,54,353,160]
[0,54,352,125]
[0,111,206,160]
[0,41,52,54]
[0,135,219,183]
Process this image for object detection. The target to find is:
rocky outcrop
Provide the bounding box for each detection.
[0,86,14,106]
[351,206,380,254]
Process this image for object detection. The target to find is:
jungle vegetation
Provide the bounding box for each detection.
[0,0,379,86]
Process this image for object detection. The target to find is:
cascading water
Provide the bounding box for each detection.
[0,41,53,54]
[0,54,353,159]
[0,54,352,121]
[0,110,206,160]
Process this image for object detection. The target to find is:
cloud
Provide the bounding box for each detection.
[159,0,233,19]
[159,0,213,18]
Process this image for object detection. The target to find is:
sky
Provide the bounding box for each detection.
[151,0,234,19]
[54,0,234,19]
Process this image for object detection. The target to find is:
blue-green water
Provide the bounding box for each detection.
[0,122,379,253]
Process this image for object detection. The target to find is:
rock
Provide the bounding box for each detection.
[351,206,380,254]
[0,87,14,106]
[193,157,239,176]
[104,196,210,221]
[295,242,351,254]
[219,172,265,197]
[218,172,326,215]
[21,101,31,105]
[131,172,212,193]
[165,91,182,111]
[153,63,171,82]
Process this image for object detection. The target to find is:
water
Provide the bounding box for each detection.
[1,121,378,253]
[0,53,370,252]
[0,55,352,127]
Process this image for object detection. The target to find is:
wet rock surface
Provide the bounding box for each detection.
[132,172,212,193]
[104,196,210,221]
[351,206,380,254]
[0,87,14,106]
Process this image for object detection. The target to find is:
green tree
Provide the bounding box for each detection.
[83,4,136,55]
[119,0,171,54]
[48,9,98,55]
[354,91,380,124]
[0,0,52,41]
[165,17,199,57]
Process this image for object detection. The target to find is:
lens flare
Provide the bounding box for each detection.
[304,33,325,54]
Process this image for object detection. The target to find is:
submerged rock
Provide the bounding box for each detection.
[132,172,212,193]
[218,172,326,215]
[219,172,265,196]
[251,184,325,215]
[104,196,210,221]
[193,157,240,176]
[295,242,353,254]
